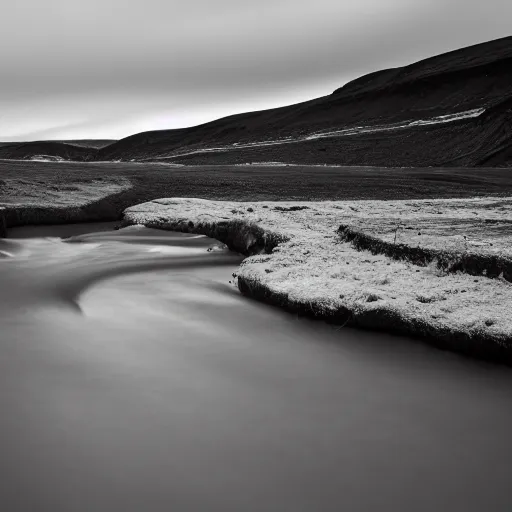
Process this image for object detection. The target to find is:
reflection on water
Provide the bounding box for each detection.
[1,223,512,512]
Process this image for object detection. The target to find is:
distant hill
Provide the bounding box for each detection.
[0,139,117,161]
[2,36,512,167]
[94,36,512,167]
[0,141,96,161]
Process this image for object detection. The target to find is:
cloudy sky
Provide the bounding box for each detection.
[1,0,510,141]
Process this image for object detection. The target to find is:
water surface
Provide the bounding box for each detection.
[1,223,512,511]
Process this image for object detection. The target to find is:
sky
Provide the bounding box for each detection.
[1,0,511,142]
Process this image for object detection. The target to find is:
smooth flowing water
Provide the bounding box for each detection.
[1,223,512,512]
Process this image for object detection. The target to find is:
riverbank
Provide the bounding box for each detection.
[123,197,512,364]
[0,175,133,232]
[4,160,512,235]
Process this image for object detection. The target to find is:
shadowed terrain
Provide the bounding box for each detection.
[0,141,96,161]
[3,160,512,201]
[0,140,115,161]
[52,139,116,149]
[91,36,512,167]
[2,37,512,167]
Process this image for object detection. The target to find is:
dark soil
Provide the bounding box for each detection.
[2,160,512,203]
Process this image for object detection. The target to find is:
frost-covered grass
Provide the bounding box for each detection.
[0,176,131,208]
[0,175,133,233]
[339,196,512,256]
[124,197,512,362]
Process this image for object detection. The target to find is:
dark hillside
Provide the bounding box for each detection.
[0,141,97,161]
[1,37,511,167]
[95,36,512,166]
[54,139,116,149]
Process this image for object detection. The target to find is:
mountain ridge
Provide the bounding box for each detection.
[94,35,512,166]
[2,36,512,167]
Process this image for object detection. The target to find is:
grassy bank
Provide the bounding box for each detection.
[338,225,512,282]
[123,197,512,364]
[0,176,133,234]
[2,160,512,363]
[4,159,512,236]
[336,196,512,281]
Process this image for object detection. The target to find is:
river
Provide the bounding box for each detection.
[1,223,512,511]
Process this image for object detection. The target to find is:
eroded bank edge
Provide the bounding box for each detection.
[338,225,512,282]
[0,185,144,236]
[121,211,512,365]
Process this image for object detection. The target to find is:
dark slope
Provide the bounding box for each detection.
[53,139,117,149]
[167,98,512,167]
[0,141,97,161]
[96,36,512,166]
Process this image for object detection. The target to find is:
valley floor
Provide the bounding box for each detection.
[2,160,512,206]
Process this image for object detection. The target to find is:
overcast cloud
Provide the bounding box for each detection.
[1,0,511,141]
